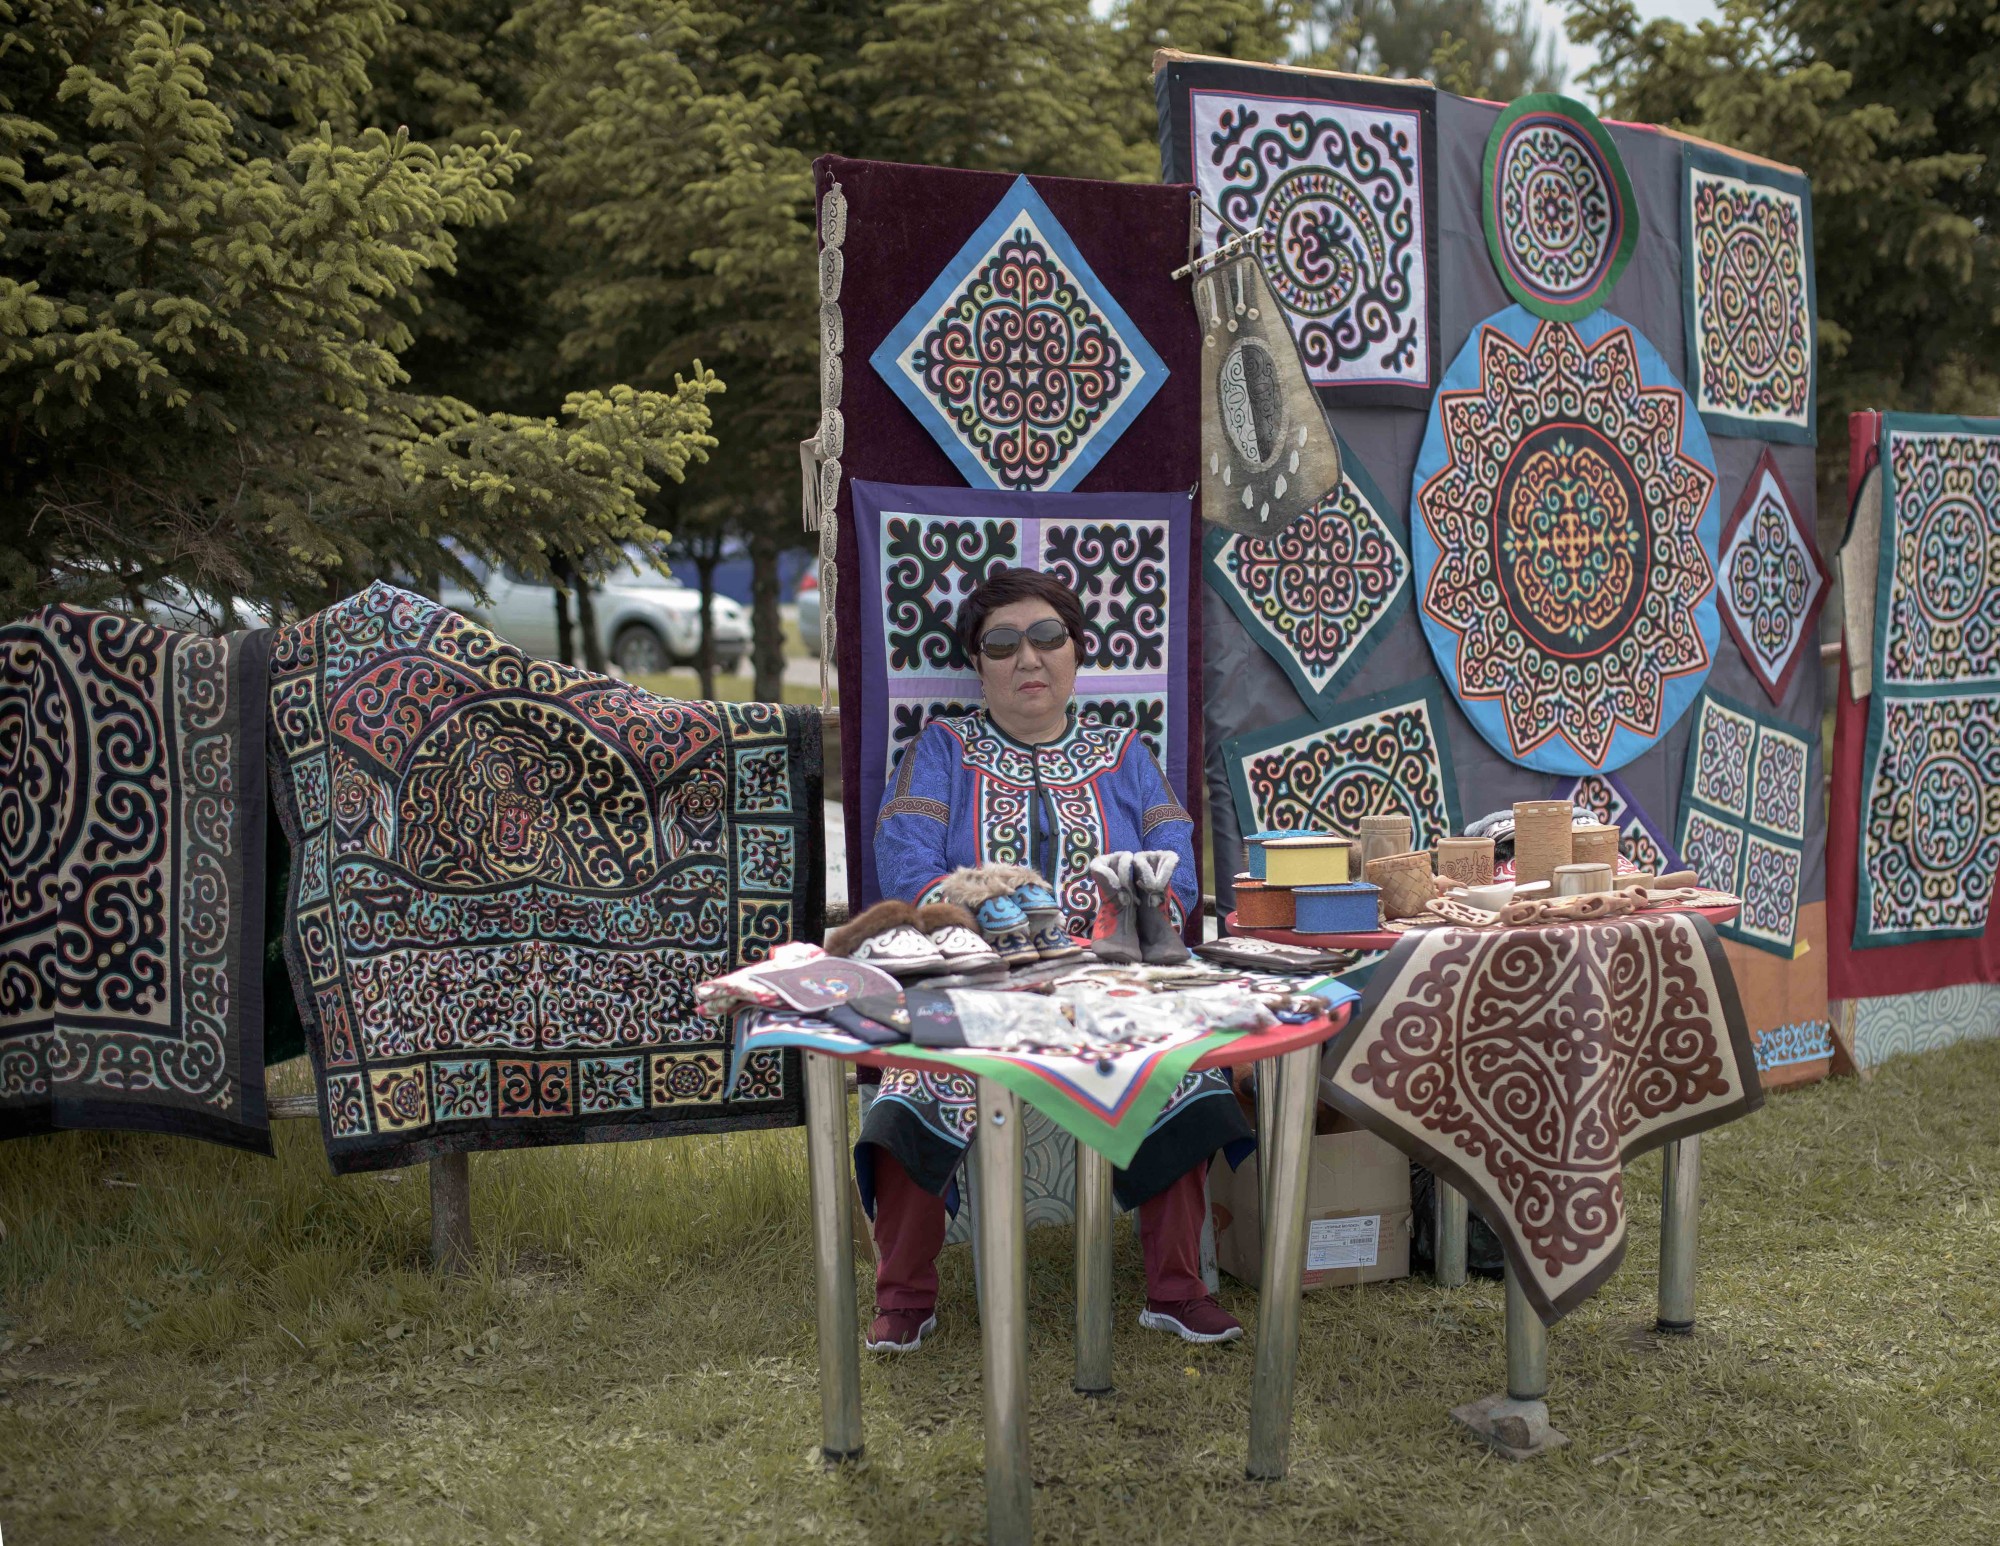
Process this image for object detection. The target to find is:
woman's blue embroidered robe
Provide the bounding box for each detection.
[858,709,1249,1212]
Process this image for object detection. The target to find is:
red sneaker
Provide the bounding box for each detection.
[865,1307,937,1353]
[1138,1296,1243,1344]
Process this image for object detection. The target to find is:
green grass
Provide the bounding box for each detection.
[627,670,832,708]
[6,1044,2000,1543]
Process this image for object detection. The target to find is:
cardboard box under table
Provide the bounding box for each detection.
[1210,1128,1412,1290]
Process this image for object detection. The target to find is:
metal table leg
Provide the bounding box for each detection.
[1657,1134,1702,1334]
[975,1077,1032,1546]
[1253,1056,1283,1227]
[1448,1262,1568,1458]
[1434,1181,1468,1289]
[1504,1263,1547,1402]
[1245,1042,1319,1480]
[804,1053,863,1462]
[1073,1138,1115,1395]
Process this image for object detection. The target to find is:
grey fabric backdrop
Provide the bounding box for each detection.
[1201,92,1825,914]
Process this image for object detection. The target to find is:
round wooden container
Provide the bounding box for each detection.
[1233,878,1296,929]
[1354,813,1415,871]
[1570,823,1621,872]
[1364,850,1436,920]
[1263,835,1353,887]
[1435,834,1496,886]
[1512,800,1575,889]
[1553,862,1614,897]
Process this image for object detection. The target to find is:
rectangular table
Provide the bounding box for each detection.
[802,1012,1350,1545]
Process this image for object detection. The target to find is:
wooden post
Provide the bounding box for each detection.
[430,1153,474,1273]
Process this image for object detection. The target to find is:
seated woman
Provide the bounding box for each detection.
[860,567,1252,1352]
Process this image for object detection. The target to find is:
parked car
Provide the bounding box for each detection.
[796,567,821,657]
[438,550,750,675]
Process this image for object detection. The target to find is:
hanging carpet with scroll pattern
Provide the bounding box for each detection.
[1223,677,1461,853]
[1325,909,1760,1323]
[1850,415,2000,949]
[1683,145,1816,445]
[1674,690,1815,956]
[1156,55,1439,408]
[869,175,1168,494]
[1412,305,1721,775]
[1718,449,1829,705]
[268,585,819,1172]
[1,607,270,1151]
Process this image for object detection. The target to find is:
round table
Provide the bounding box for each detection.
[801,1008,1352,1543]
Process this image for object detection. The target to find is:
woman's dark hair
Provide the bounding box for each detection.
[954,567,1089,667]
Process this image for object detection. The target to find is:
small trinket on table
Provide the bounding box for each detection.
[1291,881,1382,934]
[1262,835,1355,887]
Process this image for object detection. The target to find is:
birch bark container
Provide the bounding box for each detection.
[1364,850,1436,920]
[1436,835,1497,886]
[1354,813,1415,872]
[1512,801,1575,889]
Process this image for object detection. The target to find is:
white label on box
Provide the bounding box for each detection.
[1307,1214,1380,1271]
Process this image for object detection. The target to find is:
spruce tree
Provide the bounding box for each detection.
[1569,0,1996,523]
[0,1,720,622]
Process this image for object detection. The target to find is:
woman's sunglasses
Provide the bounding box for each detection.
[977,618,1073,661]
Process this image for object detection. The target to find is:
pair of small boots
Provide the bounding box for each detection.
[824,900,1003,978]
[937,864,1083,967]
[1087,851,1189,965]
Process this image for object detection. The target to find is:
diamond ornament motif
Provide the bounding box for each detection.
[871,176,1167,492]
[1412,306,1720,774]
[1717,450,1829,704]
[1203,441,1410,705]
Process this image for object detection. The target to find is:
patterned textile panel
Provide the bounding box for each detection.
[1717,450,1830,706]
[1681,146,1817,445]
[1201,437,1410,708]
[849,481,1192,916]
[1851,415,2000,948]
[1,607,271,1151]
[1154,60,1828,1081]
[1674,690,1816,955]
[1412,304,1721,775]
[1325,909,1761,1322]
[1156,58,1440,408]
[268,585,819,1172]
[1222,678,1462,853]
[1827,412,2000,997]
[1851,983,2000,1068]
[817,156,1201,917]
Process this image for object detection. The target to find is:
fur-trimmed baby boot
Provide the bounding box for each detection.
[824,899,948,978]
[1011,879,1082,960]
[1130,851,1189,964]
[1085,854,1142,964]
[937,865,1042,967]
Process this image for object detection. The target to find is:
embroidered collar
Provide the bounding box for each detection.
[939,706,1130,786]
